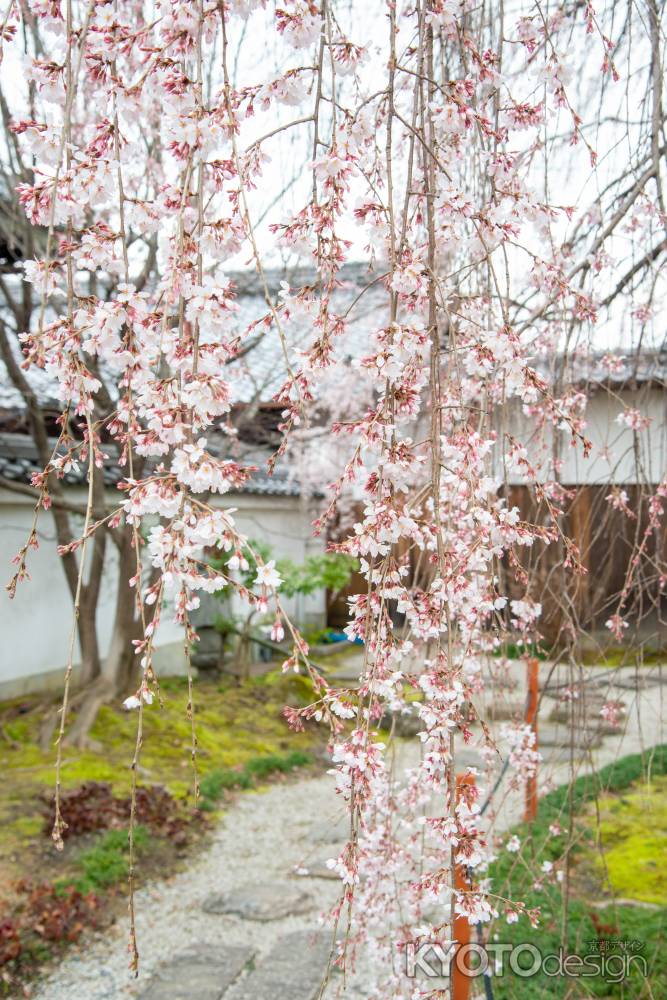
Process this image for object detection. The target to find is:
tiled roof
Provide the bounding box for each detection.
[0,433,301,498]
[242,466,301,497]
[535,351,667,389]
[0,261,387,410]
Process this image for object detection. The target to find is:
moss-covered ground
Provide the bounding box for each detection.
[489,746,667,998]
[0,668,323,992]
[492,642,667,668]
[578,646,667,668]
[580,774,667,906]
[0,669,320,900]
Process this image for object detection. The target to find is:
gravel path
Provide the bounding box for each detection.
[31,663,666,1000]
[33,774,350,1000]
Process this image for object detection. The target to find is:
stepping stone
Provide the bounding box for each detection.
[140,944,254,1000]
[596,720,628,736]
[226,929,331,1000]
[606,676,649,691]
[483,701,525,721]
[453,748,484,769]
[324,653,364,684]
[540,687,565,699]
[539,745,586,764]
[588,897,661,911]
[548,703,625,725]
[380,707,423,737]
[294,861,341,881]
[202,882,314,921]
[486,676,520,691]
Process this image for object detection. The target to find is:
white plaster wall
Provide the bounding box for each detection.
[0,488,184,697]
[0,494,87,693]
[492,387,667,485]
[0,488,324,697]
[225,494,325,625]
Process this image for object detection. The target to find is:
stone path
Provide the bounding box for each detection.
[138,931,332,1000]
[201,882,314,920]
[32,659,666,1000]
[139,946,253,1000]
[225,931,332,1000]
[32,773,355,1000]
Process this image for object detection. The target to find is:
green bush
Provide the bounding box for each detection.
[199,750,312,806]
[244,750,311,778]
[489,746,667,998]
[493,642,549,661]
[199,769,253,799]
[70,825,150,895]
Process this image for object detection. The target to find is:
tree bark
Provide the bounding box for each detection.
[65,526,141,746]
[76,594,103,687]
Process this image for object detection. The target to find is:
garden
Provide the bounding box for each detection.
[0,0,665,996]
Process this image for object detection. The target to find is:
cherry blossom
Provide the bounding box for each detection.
[3,0,665,986]
[255,560,283,590]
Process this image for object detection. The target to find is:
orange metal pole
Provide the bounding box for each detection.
[452,772,475,1000]
[525,657,539,822]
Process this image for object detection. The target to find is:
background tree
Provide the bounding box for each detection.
[0,10,321,743]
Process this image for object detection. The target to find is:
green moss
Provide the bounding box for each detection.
[0,672,320,878]
[578,646,667,668]
[4,719,31,742]
[251,668,315,697]
[200,768,253,798]
[489,746,667,999]
[8,816,43,838]
[199,749,312,804]
[242,749,310,778]
[493,641,549,661]
[490,643,667,669]
[582,776,667,905]
[59,754,124,786]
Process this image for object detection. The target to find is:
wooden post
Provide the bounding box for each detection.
[525,657,539,823]
[452,772,475,1000]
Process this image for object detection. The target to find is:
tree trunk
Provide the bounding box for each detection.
[38,536,107,751]
[64,528,142,747]
[76,594,103,687]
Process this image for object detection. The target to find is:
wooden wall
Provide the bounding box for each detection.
[327,487,667,643]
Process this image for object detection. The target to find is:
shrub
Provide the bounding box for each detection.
[71,826,149,895]
[199,769,253,800]
[489,746,667,999]
[0,882,100,972]
[200,750,312,805]
[41,781,191,844]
